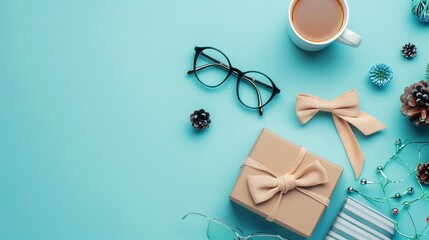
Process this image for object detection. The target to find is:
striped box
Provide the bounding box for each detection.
[325,197,395,240]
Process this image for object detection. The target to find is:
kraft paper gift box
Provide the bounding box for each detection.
[325,197,395,240]
[230,128,343,238]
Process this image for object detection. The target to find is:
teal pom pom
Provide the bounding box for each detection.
[411,0,429,23]
[369,63,393,87]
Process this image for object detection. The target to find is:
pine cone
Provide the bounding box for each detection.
[402,43,417,59]
[190,109,211,130]
[417,162,429,184]
[400,80,429,126]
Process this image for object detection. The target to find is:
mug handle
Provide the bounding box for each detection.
[336,28,362,47]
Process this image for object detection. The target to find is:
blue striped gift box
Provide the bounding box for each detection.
[325,197,395,240]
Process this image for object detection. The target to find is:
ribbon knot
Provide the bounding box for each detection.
[296,89,386,178]
[278,174,296,194]
[318,99,335,112]
[244,147,330,222]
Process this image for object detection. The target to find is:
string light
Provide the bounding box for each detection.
[347,139,429,240]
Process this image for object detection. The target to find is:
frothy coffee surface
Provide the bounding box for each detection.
[292,0,344,42]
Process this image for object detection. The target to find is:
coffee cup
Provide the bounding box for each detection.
[287,0,361,51]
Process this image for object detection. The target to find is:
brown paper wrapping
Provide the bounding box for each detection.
[230,128,343,238]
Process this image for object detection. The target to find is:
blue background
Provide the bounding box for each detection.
[1,0,429,239]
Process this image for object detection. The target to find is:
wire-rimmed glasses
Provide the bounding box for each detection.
[187,46,281,116]
[182,212,288,240]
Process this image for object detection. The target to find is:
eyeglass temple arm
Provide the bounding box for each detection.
[246,78,264,116]
[182,212,210,220]
[187,62,229,75]
[182,212,245,234]
[249,232,288,240]
[187,52,275,92]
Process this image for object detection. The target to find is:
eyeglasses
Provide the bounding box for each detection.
[182,212,288,240]
[187,46,281,116]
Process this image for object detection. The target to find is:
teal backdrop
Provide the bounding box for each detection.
[1,0,429,239]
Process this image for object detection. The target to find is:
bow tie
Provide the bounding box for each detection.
[244,147,329,222]
[296,89,386,178]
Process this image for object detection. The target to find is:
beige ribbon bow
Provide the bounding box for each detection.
[296,89,386,179]
[245,147,329,222]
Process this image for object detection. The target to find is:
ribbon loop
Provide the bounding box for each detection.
[296,89,386,178]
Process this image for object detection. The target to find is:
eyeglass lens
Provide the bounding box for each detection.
[237,71,275,109]
[207,220,239,240]
[195,48,231,87]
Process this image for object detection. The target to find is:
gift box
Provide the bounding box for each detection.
[325,197,395,240]
[230,128,343,238]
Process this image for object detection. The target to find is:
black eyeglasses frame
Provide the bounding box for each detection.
[187,46,281,116]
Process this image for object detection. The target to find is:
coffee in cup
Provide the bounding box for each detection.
[287,0,361,51]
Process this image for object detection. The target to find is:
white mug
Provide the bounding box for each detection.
[287,0,362,51]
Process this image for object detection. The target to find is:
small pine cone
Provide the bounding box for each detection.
[417,162,429,184]
[190,109,211,130]
[401,43,417,59]
[400,80,429,126]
